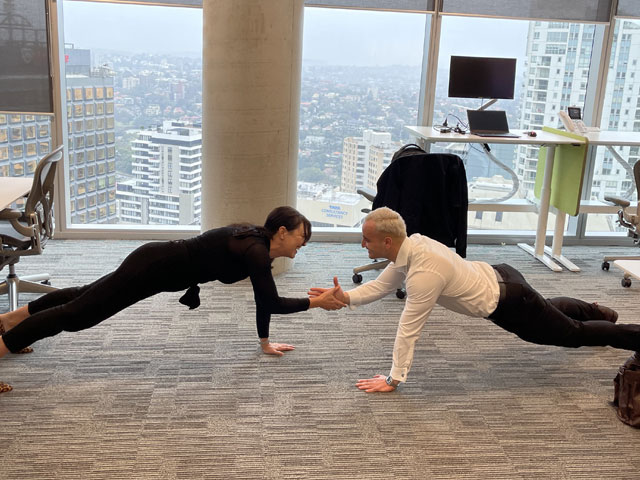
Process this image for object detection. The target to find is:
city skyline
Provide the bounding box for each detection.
[62,3,529,67]
[5,4,637,232]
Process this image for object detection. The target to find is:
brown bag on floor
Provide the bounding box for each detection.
[613,353,640,428]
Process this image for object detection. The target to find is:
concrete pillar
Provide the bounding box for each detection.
[201,1,304,271]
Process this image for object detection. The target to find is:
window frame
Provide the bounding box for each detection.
[47,0,639,246]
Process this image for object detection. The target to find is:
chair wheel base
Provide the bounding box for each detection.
[352,274,363,284]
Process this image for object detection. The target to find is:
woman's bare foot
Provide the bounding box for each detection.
[0,306,33,354]
[0,336,10,358]
[0,305,30,332]
[0,337,13,392]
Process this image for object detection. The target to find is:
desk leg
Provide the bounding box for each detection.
[518,144,562,271]
[544,210,580,271]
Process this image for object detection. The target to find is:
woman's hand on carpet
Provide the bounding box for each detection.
[261,342,295,356]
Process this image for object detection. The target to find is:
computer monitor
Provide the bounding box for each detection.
[448,56,517,100]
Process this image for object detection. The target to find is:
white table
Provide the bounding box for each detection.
[584,130,640,147]
[0,177,32,209]
[613,259,640,288]
[404,126,584,271]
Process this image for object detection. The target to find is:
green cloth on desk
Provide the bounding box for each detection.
[534,127,588,217]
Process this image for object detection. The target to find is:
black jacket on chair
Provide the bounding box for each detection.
[372,150,468,257]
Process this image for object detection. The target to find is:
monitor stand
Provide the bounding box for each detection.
[478,99,498,111]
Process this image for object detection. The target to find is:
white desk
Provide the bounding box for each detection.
[0,177,32,209]
[405,126,584,271]
[584,130,640,147]
[613,259,640,288]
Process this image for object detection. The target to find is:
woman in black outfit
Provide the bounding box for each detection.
[0,206,344,392]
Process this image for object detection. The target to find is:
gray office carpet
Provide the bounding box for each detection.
[1,239,639,479]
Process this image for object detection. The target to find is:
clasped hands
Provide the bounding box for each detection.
[308,276,349,311]
[262,277,346,356]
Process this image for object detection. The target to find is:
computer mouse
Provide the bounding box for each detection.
[527,131,537,137]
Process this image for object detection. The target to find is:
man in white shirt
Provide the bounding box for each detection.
[310,207,638,393]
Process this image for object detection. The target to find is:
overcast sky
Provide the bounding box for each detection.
[62,3,529,67]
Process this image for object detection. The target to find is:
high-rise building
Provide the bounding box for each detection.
[116,120,201,225]
[595,20,640,200]
[296,181,370,228]
[518,21,640,202]
[65,46,117,224]
[517,23,592,194]
[0,112,51,180]
[340,129,399,193]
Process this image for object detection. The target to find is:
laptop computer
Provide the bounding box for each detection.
[466,109,520,138]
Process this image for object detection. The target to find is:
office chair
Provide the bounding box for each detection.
[601,160,640,277]
[0,145,63,313]
[352,145,468,298]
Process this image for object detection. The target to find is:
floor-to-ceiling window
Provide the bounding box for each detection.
[33,1,639,243]
[62,1,202,228]
[0,0,53,191]
[585,18,640,237]
[433,16,598,234]
[296,7,427,228]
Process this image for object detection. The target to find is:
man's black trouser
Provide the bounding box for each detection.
[488,263,640,351]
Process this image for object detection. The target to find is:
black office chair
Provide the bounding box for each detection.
[0,145,63,313]
[353,144,468,297]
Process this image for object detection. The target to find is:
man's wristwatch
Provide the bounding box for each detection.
[385,375,398,389]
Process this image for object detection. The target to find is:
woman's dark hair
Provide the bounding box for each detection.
[264,206,312,243]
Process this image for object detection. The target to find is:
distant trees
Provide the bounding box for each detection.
[299,167,328,183]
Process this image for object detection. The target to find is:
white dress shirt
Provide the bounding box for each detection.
[347,234,501,383]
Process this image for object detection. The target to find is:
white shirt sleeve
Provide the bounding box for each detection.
[347,263,406,307]
[389,268,446,383]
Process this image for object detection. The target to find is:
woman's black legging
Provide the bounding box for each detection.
[489,263,640,351]
[2,241,194,353]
